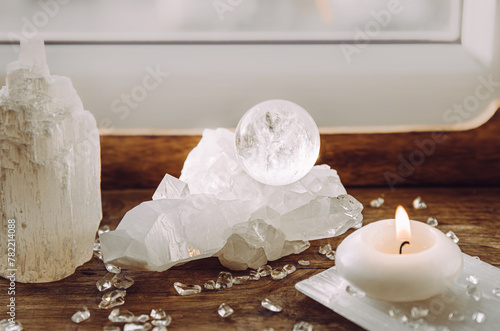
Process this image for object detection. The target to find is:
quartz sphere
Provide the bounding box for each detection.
[235,99,320,186]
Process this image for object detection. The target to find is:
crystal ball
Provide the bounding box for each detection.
[235,99,320,186]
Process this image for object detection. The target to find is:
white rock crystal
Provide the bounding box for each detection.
[0,40,102,282]
[101,128,362,271]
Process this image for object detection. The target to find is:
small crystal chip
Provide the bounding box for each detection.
[472,311,487,324]
[123,323,152,331]
[151,317,172,327]
[109,308,135,323]
[112,273,135,289]
[318,243,332,255]
[448,310,465,322]
[134,315,149,323]
[94,239,103,260]
[493,288,500,297]
[426,217,438,227]
[262,328,275,331]
[325,250,336,261]
[298,260,310,266]
[292,321,313,331]
[345,285,365,298]
[466,284,482,301]
[71,306,91,323]
[283,264,296,274]
[233,276,250,285]
[257,265,273,277]
[216,271,233,289]
[411,306,429,319]
[174,282,202,296]
[0,319,23,331]
[105,263,122,274]
[445,231,459,243]
[97,273,115,291]
[150,308,167,320]
[204,280,216,290]
[261,298,282,312]
[103,326,121,331]
[369,197,384,208]
[472,256,481,260]
[249,270,261,280]
[99,290,127,309]
[271,268,287,280]
[466,274,479,285]
[217,303,234,318]
[388,308,408,323]
[98,225,111,235]
[152,326,167,331]
[413,196,427,209]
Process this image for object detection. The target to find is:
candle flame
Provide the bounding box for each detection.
[395,205,411,241]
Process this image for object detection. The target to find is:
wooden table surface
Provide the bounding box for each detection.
[2,186,499,330]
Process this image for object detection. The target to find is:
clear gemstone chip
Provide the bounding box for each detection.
[412,196,427,209]
[271,268,287,280]
[426,217,438,227]
[105,263,122,274]
[249,270,261,280]
[298,260,310,266]
[369,197,384,208]
[318,243,332,255]
[325,250,336,261]
[283,264,296,274]
[445,231,459,243]
[218,303,234,318]
[448,310,465,322]
[108,308,135,323]
[216,271,233,289]
[466,274,479,285]
[96,273,115,292]
[174,282,202,296]
[345,285,365,298]
[292,321,313,331]
[410,306,429,319]
[233,276,250,285]
[466,284,482,301]
[204,280,216,290]
[388,308,408,323]
[99,290,127,309]
[71,306,90,323]
[472,311,486,324]
[257,265,273,277]
[261,298,282,312]
[150,308,167,320]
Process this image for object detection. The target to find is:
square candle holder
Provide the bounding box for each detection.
[296,254,500,330]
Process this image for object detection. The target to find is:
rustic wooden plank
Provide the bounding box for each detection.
[2,187,499,330]
[100,109,500,190]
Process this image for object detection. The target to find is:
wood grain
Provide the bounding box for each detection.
[2,187,499,330]
[100,108,500,190]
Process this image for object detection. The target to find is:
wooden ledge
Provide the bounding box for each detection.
[100,108,500,190]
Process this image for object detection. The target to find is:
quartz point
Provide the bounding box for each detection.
[369,197,384,208]
[318,243,332,255]
[283,264,296,274]
[215,271,233,289]
[261,298,282,312]
[108,308,135,323]
[111,273,135,289]
[204,280,216,290]
[233,275,250,285]
[217,303,234,318]
[101,126,362,271]
[174,282,202,296]
[413,196,427,209]
[472,311,486,323]
[446,231,459,243]
[427,217,438,227]
[150,309,167,320]
[71,306,91,324]
[0,40,102,283]
[96,273,115,292]
[298,260,310,266]
[257,265,273,277]
[292,321,313,331]
[271,268,287,280]
[448,311,465,322]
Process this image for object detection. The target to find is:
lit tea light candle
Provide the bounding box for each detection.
[336,206,463,302]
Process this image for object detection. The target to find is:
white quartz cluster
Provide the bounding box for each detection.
[0,40,102,283]
[101,128,362,271]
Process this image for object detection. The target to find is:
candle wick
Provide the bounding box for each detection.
[399,241,410,254]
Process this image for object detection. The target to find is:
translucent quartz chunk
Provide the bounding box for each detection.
[472,311,486,324]
[261,298,282,312]
[150,309,167,320]
[216,271,233,289]
[99,290,126,309]
[283,264,296,274]
[134,315,149,323]
[0,320,23,331]
[257,265,272,277]
[369,197,384,208]
[173,282,202,296]
[298,260,310,266]
[388,308,408,323]
[96,273,115,292]
[111,273,135,289]
[105,263,121,274]
[204,280,216,290]
[108,308,135,323]
[318,243,332,255]
[151,317,172,326]
[217,303,234,318]
[123,323,152,331]
[466,274,479,284]
[249,270,261,280]
[71,306,90,323]
[325,250,336,261]
[152,173,189,200]
[446,231,459,243]
[427,217,438,227]
[345,285,365,298]
[233,276,250,285]
[271,268,287,280]
[410,306,429,319]
[448,311,465,322]
[292,321,313,331]
[413,196,427,209]
[466,284,482,301]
